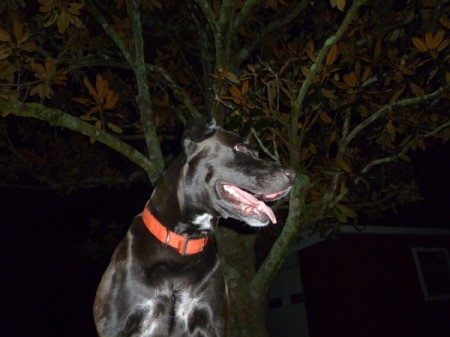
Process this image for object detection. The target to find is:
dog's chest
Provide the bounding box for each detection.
[137,287,212,335]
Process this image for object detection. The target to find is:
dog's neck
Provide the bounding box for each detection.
[149,155,218,238]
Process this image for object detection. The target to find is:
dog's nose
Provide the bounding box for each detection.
[283,168,296,182]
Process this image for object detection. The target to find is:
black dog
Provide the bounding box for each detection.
[94,119,295,337]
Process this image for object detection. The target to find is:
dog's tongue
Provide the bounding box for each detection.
[230,186,277,223]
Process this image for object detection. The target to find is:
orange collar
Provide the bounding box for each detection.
[142,204,209,255]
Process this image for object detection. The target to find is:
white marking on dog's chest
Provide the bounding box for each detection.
[176,290,199,323]
[191,213,214,231]
[140,300,159,336]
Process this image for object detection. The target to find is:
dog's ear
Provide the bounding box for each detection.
[184,117,216,142]
[182,117,217,153]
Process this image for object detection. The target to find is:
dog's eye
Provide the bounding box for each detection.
[234,143,249,154]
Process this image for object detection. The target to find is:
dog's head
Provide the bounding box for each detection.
[181,118,295,227]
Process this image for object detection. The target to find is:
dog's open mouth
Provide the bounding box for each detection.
[216,183,290,224]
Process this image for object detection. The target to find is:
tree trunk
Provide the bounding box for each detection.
[215,226,270,337]
[229,290,269,337]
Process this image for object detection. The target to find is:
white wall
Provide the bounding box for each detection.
[265,252,309,337]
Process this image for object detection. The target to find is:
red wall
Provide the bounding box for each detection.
[298,234,450,337]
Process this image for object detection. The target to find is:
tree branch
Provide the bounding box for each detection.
[127,0,165,178]
[361,118,450,173]
[145,64,202,119]
[250,0,368,302]
[63,55,201,120]
[250,173,311,295]
[193,0,219,37]
[219,0,236,34]
[236,0,309,65]
[232,0,262,36]
[290,0,367,170]
[0,99,161,184]
[250,127,280,163]
[188,2,215,112]
[341,84,450,153]
[82,0,135,68]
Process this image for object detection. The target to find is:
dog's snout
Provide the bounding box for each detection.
[283,168,296,182]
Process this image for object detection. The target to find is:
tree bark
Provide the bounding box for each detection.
[0,99,161,184]
[215,227,269,337]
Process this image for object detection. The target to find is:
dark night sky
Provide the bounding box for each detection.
[0,143,449,337]
[382,142,450,228]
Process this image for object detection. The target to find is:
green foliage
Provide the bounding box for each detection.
[0,2,449,335]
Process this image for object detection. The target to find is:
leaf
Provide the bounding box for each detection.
[402,11,415,24]
[44,57,56,75]
[56,12,68,34]
[400,154,411,162]
[424,32,434,50]
[0,45,12,60]
[388,87,405,104]
[389,29,400,42]
[107,122,123,134]
[335,0,345,11]
[83,76,99,103]
[1,107,13,117]
[319,112,333,124]
[43,13,57,28]
[321,88,336,99]
[330,130,337,143]
[241,80,249,96]
[72,97,90,105]
[13,20,23,42]
[437,39,449,52]
[335,211,347,223]
[0,60,15,82]
[20,29,30,44]
[336,204,357,218]
[430,113,439,123]
[151,0,163,9]
[96,74,108,101]
[343,72,357,87]
[224,71,240,84]
[386,119,396,141]
[358,105,368,117]
[104,91,119,110]
[433,30,444,49]
[410,83,424,97]
[0,28,10,42]
[326,44,338,65]
[412,37,428,52]
[279,60,290,75]
[306,48,316,62]
[30,60,45,77]
[228,85,241,98]
[68,2,84,14]
[439,18,450,30]
[30,84,44,98]
[330,0,345,11]
[336,158,351,173]
[361,67,371,82]
[94,119,102,130]
[309,143,317,154]
[374,37,382,58]
[300,66,310,77]
[79,114,97,121]
[247,64,256,73]
[280,86,294,100]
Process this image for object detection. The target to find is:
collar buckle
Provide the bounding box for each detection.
[178,237,189,255]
